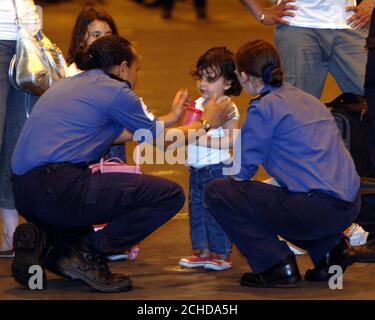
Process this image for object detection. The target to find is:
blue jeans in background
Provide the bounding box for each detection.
[275,25,367,99]
[188,163,232,256]
[0,40,38,209]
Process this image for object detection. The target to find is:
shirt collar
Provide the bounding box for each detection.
[261,83,277,94]
[248,84,279,108]
[84,69,132,89]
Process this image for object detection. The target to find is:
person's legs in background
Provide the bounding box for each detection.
[0,40,38,257]
[0,41,14,256]
[160,0,174,19]
[329,28,366,96]
[0,41,13,152]
[194,0,207,19]
[275,25,330,99]
[0,91,38,256]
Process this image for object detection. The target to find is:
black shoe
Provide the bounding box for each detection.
[196,7,207,19]
[162,9,172,19]
[240,254,301,288]
[305,237,356,282]
[354,238,375,263]
[52,241,132,293]
[11,223,51,290]
[144,0,161,7]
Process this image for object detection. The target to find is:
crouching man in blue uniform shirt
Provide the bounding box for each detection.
[205,40,361,288]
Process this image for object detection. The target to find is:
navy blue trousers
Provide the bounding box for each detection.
[12,164,185,254]
[205,179,360,273]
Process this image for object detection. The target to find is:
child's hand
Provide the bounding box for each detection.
[171,89,190,122]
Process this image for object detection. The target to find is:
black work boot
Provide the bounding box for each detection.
[305,237,357,281]
[240,253,301,288]
[11,223,52,290]
[52,241,132,293]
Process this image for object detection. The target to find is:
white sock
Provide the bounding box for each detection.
[0,209,19,251]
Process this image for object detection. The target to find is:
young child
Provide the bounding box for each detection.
[179,47,242,271]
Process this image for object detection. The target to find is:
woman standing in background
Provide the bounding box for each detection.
[0,0,40,258]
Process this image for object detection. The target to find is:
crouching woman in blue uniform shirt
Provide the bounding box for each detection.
[10,35,235,293]
[205,40,361,288]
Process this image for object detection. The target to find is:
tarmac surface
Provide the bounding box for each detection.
[1,0,374,300]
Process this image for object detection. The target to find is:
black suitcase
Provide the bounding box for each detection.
[357,177,375,232]
[357,9,375,233]
[326,93,372,177]
[365,8,375,175]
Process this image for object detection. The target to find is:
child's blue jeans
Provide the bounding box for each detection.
[188,163,232,256]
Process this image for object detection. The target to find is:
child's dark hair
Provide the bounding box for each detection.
[191,47,242,96]
[75,35,136,73]
[67,6,119,65]
[235,40,283,87]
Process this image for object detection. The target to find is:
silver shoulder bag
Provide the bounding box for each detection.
[8,0,67,96]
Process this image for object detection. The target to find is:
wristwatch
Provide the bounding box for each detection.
[201,119,211,132]
[260,13,266,23]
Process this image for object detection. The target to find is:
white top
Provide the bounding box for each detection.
[187,97,240,168]
[66,63,83,77]
[0,0,40,40]
[277,0,357,29]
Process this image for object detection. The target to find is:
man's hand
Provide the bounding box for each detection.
[258,0,298,25]
[202,94,236,129]
[171,89,190,122]
[346,1,375,29]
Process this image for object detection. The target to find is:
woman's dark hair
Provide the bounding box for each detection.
[191,47,242,97]
[235,40,283,87]
[75,35,136,73]
[67,6,119,65]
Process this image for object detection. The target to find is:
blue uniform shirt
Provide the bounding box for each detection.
[12,69,157,175]
[235,83,360,202]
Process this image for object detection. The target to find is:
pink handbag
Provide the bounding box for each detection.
[89,157,142,174]
[93,224,140,260]
[90,157,142,260]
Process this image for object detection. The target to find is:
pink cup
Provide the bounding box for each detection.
[182,101,203,125]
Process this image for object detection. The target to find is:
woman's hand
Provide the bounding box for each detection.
[202,94,236,129]
[346,0,375,29]
[171,89,190,122]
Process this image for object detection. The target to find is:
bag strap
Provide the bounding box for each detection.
[99,157,125,172]
[327,92,365,105]
[11,0,22,26]
[360,177,375,195]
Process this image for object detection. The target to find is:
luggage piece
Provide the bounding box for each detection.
[365,9,375,175]
[326,93,372,177]
[357,177,375,233]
